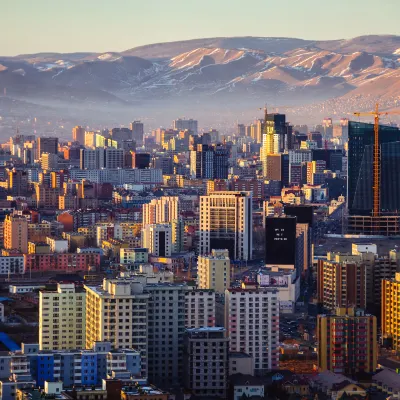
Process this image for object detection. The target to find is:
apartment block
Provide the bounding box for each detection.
[0,342,141,400]
[142,224,172,257]
[39,283,86,350]
[225,287,279,374]
[185,289,216,328]
[317,308,377,374]
[183,327,228,398]
[198,249,230,293]
[85,279,149,377]
[4,215,28,254]
[145,283,188,387]
[317,254,366,311]
[142,196,179,227]
[382,272,400,351]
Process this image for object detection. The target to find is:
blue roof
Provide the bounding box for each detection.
[0,333,20,351]
[0,297,12,302]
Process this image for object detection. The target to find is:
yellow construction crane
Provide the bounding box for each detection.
[354,103,400,217]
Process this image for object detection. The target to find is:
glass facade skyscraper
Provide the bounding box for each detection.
[348,121,400,216]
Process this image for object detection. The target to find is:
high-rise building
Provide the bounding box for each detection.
[317,253,367,311]
[199,191,253,261]
[85,279,150,377]
[382,272,400,351]
[213,144,229,179]
[185,289,216,328]
[72,126,85,144]
[142,224,172,257]
[237,124,246,136]
[39,283,86,350]
[225,287,279,374]
[131,121,144,144]
[190,144,214,179]
[37,137,58,158]
[265,216,299,270]
[132,152,150,169]
[183,327,228,398]
[266,113,292,152]
[80,148,124,169]
[173,119,198,134]
[4,215,28,253]
[146,283,188,386]
[348,121,400,235]
[6,168,28,196]
[198,249,230,294]
[263,153,289,185]
[41,153,59,171]
[142,196,179,227]
[317,307,377,374]
[109,127,132,141]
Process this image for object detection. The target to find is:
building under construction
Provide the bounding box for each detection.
[347,118,400,235]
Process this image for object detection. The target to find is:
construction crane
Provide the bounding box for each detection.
[354,103,400,217]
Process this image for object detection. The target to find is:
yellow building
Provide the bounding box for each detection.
[317,307,377,374]
[382,272,400,351]
[28,242,50,254]
[39,283,86,350]
[198,249,230,294]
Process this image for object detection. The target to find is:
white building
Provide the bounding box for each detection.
[39,283,86,350]
[256,267,300,312]
[85,279,150,377]
[199,191,253,261]
[288,149,312,164]
[185,288,216,328]
[0,256,25,275]
[142,224,172,257]
[142,196,179,227]
[225,287,279,374]
[46,237,68,253]
[9,284,45,294]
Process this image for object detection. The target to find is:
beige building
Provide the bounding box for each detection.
[39,283,86,350]
[4,215,28,254]
[85,279,149,376]
[142,224,172,257]
[185,288,216,328]
[199,191,253,261]
[198,249,230,293]
[142,196,179,227]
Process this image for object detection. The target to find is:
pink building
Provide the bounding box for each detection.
[24,253,100,273]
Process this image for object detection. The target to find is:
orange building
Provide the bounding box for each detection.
[4,215,28,254]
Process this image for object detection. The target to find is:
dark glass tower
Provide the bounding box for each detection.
[348,121,400,216]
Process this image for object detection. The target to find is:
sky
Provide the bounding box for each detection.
[1,0,400,56]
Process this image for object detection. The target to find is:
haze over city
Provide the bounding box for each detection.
[0,2,399,400]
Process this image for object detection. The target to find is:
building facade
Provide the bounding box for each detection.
[225,288,279,374]
[199,192,253,261]
[183,328,228,398]
[198,249,230,294]
[317,308,377,374]
[39,283,86,350]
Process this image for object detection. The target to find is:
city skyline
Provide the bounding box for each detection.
[1,0,399,55]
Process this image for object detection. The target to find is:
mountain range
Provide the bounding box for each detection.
[1,35,400,126]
